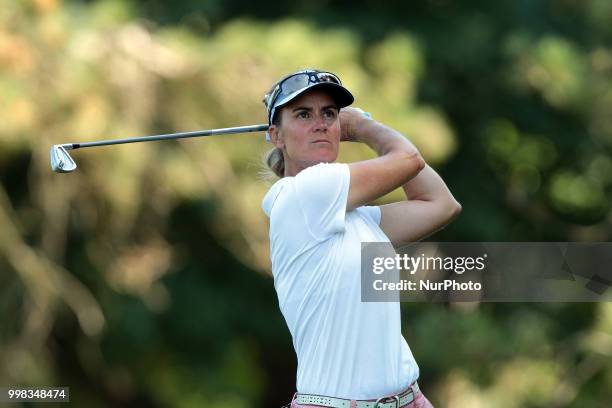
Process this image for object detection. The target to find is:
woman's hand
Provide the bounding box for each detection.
[339,107,372,142]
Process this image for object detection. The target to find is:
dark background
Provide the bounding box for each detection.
[1,0,611,406]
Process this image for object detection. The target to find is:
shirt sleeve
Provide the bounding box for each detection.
[294,162,350,241]
[357,205,382,226]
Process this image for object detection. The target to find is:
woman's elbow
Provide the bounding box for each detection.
[402,151,426,177]
[433,197,461,225]
[446,199,462,221]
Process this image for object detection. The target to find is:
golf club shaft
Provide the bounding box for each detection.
[62,124,269,150]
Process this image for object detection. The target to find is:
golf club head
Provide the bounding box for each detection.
[50,145,77,173]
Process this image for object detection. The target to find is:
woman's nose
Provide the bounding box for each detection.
[313,114,329,130]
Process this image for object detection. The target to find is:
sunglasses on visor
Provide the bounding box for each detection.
[264,71,342,121]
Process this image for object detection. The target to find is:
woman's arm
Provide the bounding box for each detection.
[341,108,461,245]
[379,164,462,245]
[342,109,426,211]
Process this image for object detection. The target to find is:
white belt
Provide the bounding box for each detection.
[295,382,419,408]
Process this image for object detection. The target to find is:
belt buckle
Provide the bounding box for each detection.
[374,395,400,408]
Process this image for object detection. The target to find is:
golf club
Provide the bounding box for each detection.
[50,124,269,173]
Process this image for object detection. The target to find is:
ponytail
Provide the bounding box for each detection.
[266,147,285,178]
[260,106,285,181]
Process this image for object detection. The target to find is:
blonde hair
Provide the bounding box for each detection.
[261,79,286,180]
[260,113,285,181]
[263,147,285,180]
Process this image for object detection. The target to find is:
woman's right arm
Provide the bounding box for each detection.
[342,108,426,211]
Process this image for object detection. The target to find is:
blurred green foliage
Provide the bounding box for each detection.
[1,0,611,406]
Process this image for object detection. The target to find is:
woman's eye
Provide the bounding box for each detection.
[324,110,337,119]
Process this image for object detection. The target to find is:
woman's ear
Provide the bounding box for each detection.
[269,124,284,149]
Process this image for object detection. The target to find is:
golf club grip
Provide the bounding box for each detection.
[69,124,270,149]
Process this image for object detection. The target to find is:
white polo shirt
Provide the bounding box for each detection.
[262,162,419,399]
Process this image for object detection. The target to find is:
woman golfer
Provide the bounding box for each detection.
[262,69,461,408]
